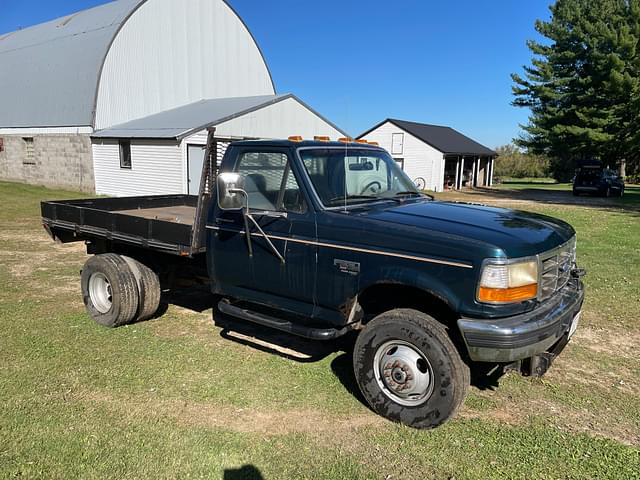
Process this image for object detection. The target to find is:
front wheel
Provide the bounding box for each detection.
[353,309,469,429]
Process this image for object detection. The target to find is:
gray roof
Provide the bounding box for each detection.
[0,0,278,129]
[91,94,347,139]
[359,118,496,156]
[0,0,143,127]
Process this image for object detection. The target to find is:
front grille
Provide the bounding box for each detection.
[539,237,576,300]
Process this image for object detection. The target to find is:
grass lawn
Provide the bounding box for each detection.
[1,180,639,479]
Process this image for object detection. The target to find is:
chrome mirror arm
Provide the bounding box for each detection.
[228,188,285,264]
[245,215,285,264]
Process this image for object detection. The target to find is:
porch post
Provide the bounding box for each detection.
[453,156,459,190]
[474,156,479,188]
[459,156,465,189]
[488,157,494,186]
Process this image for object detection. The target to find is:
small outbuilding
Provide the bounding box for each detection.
[358,119,496,192]
[91,94,345,196]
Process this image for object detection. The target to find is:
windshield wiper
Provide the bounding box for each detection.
[326,195,381,205]
[394,191,433,200]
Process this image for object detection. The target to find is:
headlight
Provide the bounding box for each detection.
[478,259,538,303]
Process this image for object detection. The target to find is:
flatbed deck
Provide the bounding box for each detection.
[118,205,196,224]
[41,195,207,256]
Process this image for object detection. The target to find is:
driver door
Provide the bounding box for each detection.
[210,147,317,317]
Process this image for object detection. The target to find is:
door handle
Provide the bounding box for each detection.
[215,217,236,224]
[252,211,288,219]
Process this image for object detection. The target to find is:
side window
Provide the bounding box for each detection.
[235,151,306,213]
[119,140,131,169]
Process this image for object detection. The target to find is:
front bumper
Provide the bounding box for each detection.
[457,279,584,362]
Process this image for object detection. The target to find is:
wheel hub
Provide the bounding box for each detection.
[89,272,113,314]
[373,340,434,406]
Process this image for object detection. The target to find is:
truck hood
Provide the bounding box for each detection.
[358,200,575,258]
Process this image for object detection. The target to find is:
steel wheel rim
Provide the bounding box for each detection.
[373,340,434,407]
[89,272,113,314]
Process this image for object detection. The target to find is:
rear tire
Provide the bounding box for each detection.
[353,309,469,429]
[81,254,139,327]
[122,256,162,322]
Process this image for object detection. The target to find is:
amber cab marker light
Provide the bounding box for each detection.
[478,284,538,303]
[314,136,330,142]
[368,141,379,146]
[338,137,353,143]
[288,135,304,142]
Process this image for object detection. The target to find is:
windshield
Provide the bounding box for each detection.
[299,148,421,207]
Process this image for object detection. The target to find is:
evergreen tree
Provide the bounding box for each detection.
[512,0,639,179]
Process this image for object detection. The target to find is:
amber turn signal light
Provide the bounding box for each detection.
[478,284,537,303]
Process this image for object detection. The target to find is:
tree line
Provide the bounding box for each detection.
[511,0,640,181]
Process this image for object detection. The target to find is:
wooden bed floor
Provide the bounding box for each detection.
[118,205,196,224]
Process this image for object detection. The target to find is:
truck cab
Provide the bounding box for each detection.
[42,137,585,429]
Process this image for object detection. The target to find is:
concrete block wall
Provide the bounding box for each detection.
[0,134,95,193]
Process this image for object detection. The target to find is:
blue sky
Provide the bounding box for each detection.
[1,0,553,148]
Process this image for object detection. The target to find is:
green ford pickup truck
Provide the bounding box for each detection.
[42,135,585,429]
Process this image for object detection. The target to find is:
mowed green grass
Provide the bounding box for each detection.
[1,180,639,479]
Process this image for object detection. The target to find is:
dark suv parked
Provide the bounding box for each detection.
[573,166,624,197]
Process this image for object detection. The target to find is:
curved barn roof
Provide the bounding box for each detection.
[0,0,275,128]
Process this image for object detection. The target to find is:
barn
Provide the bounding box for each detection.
[0,0,345,195]
[358,119,496,192]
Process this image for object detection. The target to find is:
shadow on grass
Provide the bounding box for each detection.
[160,285,511,408]
[500,181,560,186]
[224,465,264,480]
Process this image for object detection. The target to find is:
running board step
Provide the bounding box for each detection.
[217,301,351,340]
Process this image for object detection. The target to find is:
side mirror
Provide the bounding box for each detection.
[217,172,246,210]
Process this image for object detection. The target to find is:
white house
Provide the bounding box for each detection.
[358,119,496,192]
[0,0,345,195]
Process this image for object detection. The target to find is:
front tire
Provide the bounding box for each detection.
[81,254,139,327]
[353,309,469,429]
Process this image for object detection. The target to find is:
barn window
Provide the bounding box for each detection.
[22,137,35,165]
[119,140,131,169]
[391,133,404,155]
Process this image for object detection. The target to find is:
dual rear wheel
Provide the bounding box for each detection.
[81,253,161,328]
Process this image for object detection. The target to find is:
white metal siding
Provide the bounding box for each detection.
[92,139,183,196]
[361,121,445,192]
[95,0,275,130]
[212,97,344,140]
